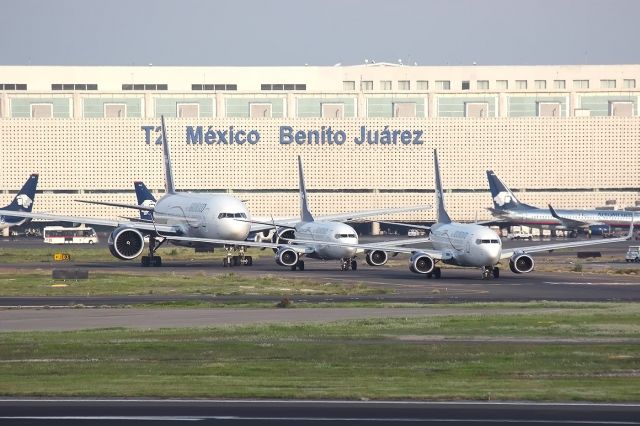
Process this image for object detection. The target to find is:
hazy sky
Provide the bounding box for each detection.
[1,0,638,66]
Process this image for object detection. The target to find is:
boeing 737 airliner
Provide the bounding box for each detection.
[487,170,639,236]
[289,150,633,279]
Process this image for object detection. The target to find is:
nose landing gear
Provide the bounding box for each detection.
[340,258,357,271]
[482,266,500,279]
[223,245,253,267]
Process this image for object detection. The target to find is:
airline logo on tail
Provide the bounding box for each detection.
[493,191,515,207]
[16,194,33,210]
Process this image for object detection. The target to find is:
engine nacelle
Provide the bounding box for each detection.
[409,252,435,274]
[365,250,388,266]
[108,227,145,260]
[509,254,535,274]
[275,247,299,267]
[271,228,296,253]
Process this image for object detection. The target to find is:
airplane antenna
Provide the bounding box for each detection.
[297,156,315,223]
[433,149,452,224]
[160,116,176,194]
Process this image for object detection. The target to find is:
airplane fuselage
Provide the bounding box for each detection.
[153,192,251,245]
[295,221,358,260]
[497,208,638,228]
[429,222,502,267]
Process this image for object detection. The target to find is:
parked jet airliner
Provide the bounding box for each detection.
[0,174,39,231]
[290,150,633,279]
[487,170,639,236]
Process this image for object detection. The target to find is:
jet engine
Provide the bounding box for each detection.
[365,250,388,266]
[509,253,535,274]
[272,228,296,253]
[275,247,299,267]
[409,252,435,274]
[108,227,145,260]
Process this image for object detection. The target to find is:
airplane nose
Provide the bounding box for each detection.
[220,220,250,240]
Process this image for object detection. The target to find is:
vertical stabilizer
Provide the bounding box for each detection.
[134,181,156,221]
[0,174,39,227]
[297,156,315,222]
[433,150,452,224]
[486,170,530,210]
[160,116,176,194]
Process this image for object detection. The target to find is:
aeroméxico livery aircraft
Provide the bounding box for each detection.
[289,150,633,279]
[0,174,39,231]
[0,117,427,267]
[160,155,427,271]
[487,170,639,236]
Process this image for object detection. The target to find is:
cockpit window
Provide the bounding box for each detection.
[335,233,357,239]
[218,212,247,219]
[476,239,500,244]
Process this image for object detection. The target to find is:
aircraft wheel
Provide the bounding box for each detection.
[232,256,240,266]
[245,256,253,266]
[153,256,162,267]
[351,260,357,271]
[434,267,441,279]
[298,260,304,271]
[492,267,500,278]
[223,258,229,267]
[426,273,432,279]
[141,256,151,267]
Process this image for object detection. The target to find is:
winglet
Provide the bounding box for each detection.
[298,156,314,222]
[433,149,452,224]
[160,116,176,194]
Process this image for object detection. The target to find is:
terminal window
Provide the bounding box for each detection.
[360,80,373,91]
[0,83,27,90]
[464,102,488,118]
[537,102,561,117]
[515,80,527,90]
[554,80,566,89]
[496,80,508,89]
[623,79,636,89]
[322,103,344,118]
[416,80,428,90]
[534,80,546,90]
[398,80,410,90]
[343,81,355,91]
[609,101,633,117]
[380,80,392,90]
[250,103,272,118]
[31,104,52,118]
[600,79,616,89]
[177,103,199,118]
[573,80,589,89]
[461,81,470,90]
[393,102,416,117]
[104,104,126,118]
[435,80,450,90]
[476,80,489,90]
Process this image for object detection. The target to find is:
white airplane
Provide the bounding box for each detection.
[288,149,634,279]
[0,117,427,267]
[159,156,428,271]
[0,174,39,231]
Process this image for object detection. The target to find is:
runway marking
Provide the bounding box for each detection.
[544,281,640,286]
[1,416,638,424]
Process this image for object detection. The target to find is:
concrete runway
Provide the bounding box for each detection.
[1,399,639,425]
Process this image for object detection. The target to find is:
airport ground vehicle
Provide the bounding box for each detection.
[625,246,640,262]
[43,226,98,244]
[507,230,533,240]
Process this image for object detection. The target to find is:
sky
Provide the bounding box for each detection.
[0,0,638,66]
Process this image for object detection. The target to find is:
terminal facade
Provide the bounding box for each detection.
[0,64,639,233]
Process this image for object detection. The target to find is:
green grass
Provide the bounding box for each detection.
[0,271,386,297]
[1,304,640,401]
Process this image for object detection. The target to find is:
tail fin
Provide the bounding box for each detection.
[486,170,530,210]
[0,174,39,227]
[134,181,156,221]
[297,156,314,222]
[433,150,452,224]
[160,116,176,194]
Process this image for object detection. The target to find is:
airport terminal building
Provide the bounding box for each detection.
[0,64,639,233]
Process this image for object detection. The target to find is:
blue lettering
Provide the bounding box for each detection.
[280,126,293,144]
[141,126,154,144]
[186,126,203,144]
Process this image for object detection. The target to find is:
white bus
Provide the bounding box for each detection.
[43,226,98,244]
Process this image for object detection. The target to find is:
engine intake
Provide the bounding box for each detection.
[509,254,535,274]
[108,227,145,260]
[272,228,296,253]
[275,247,299,267]
[409,252,435,274]
[365,250,388,266]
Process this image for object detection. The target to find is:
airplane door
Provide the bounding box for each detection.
[465,240,471,254]
[201,208,209,229]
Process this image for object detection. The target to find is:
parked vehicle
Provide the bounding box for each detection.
[507,230,533,240]
[625,246,640,262]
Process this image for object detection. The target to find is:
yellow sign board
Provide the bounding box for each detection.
[53,253,71,262]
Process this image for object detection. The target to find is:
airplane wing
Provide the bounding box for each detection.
[379,221,431,230]
[314,204,431,223]
[500,221,634,259]
[282,237,445,259]
[160,235,314,254]
[548,204,603,228]
[0,209,178,234]
[75,199,155,212]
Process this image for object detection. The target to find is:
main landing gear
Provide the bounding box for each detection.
[141,236,166,267]
[340,258,358,271]
[291,260,305,271]
[482,266,500,279]
[223,245,253,267]
[426,267,442,279]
